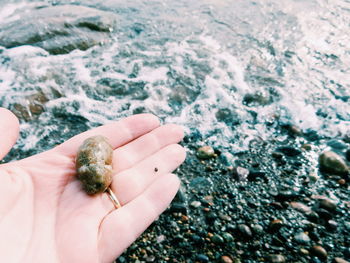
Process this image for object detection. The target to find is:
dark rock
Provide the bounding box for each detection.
[310,246,327,261]
[276,146,302,157]
[319,198,337,211]
[268,254,286,263]
[237,224,253,238]
[243,91,271,106]
[195,254,209,262]
[251,224,264,235]
[269,219,284,231]
[197,146,216,159]
[327,220,338,230]
[222,232,234,242]
[248,170,267,181]
[319,151,349,175]
[316,208,333,220]
[211,234,224,244]
[346,149,350,162]
[232,166,249,181]
[169,203,187,214]
[0,5,117,54]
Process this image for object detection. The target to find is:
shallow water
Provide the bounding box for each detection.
[0,0,349,158]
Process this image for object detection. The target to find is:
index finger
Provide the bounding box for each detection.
[55,114,160,156]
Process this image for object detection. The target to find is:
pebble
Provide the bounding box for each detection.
[232,166,250,181]
[221,255,233,263]
[299,248,309,255]
[319,198,337,211]
[195,254,209,262]
[156,235,166,243]
[211,234,224,244]
[222,232,234,242]
[318,151,349,174]
[334,258,350,263]
[237,224,253,238]
[197,146,216,159]
[346,149,350,161]
[290,202,312,214]
[269,219,284,231]
[310,246,327,260]
[294,232,310,244]
[190,201,202,208]
[277,146,302,157]
[268,254,286,263]
[251,224,264,235]
[327,220,338,230]
[301,144,312,151]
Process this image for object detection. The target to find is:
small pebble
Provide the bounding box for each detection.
[222,232,234,242]
[294,232,311,244]
[290,202,312,214]
[232,166,250,181]
[300,248,309,255]
[197,146,216,159]
[319,198,337,211]
[195,254,209,262]
[319,151,349,174]
[334,258,350,263]
[237,224,253,238]
[268,254,286,263]
[270,219,284,231]
[221,255,233,263]
[190,201,202,208]
[211,234,224,244]
[310,245,327,260]
[346,149,350,161]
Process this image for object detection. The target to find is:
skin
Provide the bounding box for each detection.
[0,107,186,263]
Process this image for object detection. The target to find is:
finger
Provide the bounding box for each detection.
[56,114,160,156]
[112,144,186,205]
[113,124,184,173]
[98,173,180,263]
[0,108,20,161]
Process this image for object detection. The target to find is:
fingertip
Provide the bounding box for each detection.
[0,108,20,160]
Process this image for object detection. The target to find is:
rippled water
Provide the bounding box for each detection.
[0,0,349,158]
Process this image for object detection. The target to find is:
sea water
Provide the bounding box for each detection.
[0,0,349,158]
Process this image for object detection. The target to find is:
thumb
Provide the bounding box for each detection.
[0,108,20,161]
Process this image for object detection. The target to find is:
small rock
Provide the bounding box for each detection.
[269,219,284,231]
[327,139,348,150]
[237,224,253,238]
[302,144,312,151]
[277,146,302,157]
[300,248,309,255]
[334,258,350,263]
[232,166,249,181]
[316,208,333,220]
[346,149,350,162]
[156,235,166,243]
[319,198,337,211]
[319,151,349,175]
[221,256,233,263]
[197,146,216,159]
[170,203,187,214]
[190,201,202,208]
[250,224,263,235]
[327,220,338,230]
[290,202,312,214]
[268,254,286,263]
[222,232,234,242]
[310,246,327,260]
[211,234,224,244]
[309,173,319,182]
[195,254,209,262]
[294,232,311,244]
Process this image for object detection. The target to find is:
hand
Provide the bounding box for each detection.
[0,108,186,263]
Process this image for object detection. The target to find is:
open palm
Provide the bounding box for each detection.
[0,108,185,263]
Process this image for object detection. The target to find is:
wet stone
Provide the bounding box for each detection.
[334,258,350,263]
[290,202,312,214]
[211,234,224,244]
[310,246,328,261]
[268,254,286,263]
[197,146,216,159]
[190,201,202,208]
[232,166,250,181]
[222,232,234,242]
[319,151,349,175]
[0,5,117,54]
[346,149,350,162]
[221,255,233,263]
[269,219,284,231]
[195,254,209,262]
[319,198,337,211]
[294,232,310,244]
[276,146,302,157]
[237,224,253,238]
